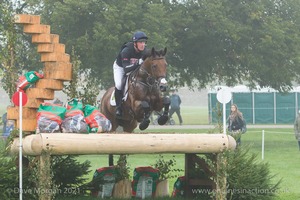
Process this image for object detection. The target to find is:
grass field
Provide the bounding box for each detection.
[241,128,300,200]
[1,106,300,199]
[169,106,209,125]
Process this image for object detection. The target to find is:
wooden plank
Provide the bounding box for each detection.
[37,43,65,53]
[32,33,51,43]
[50,34,59,43]
[7,106,37,120]
[44,61,72,71]
[16,119,37,132]
[14,14,40,24]
[32,34,59,44]
[23,24,50,34]
[40,52,70,62]
[26,88,54,100]
[24,98,44,108]
[35,79,64,90]
[43,62,72,81]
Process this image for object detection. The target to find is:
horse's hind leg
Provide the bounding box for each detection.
[157,96,170,125]
[139,101,151,130]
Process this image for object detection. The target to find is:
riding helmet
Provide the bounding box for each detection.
[132,31,148,42]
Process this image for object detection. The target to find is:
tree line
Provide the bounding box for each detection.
[1,0,300,97]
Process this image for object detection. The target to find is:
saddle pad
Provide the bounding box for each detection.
[110,78,129,106]
[110,90,116,106]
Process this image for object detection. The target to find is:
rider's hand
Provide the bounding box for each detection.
[138,58,143,65]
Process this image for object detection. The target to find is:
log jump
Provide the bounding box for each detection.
[10,133,236,156]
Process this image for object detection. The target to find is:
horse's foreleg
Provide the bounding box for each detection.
[139,101,151,130]
[157,96,170,125]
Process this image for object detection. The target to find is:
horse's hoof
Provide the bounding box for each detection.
[139,119,150,130]
[158,115,169,125]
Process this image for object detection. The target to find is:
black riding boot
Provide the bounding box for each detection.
[115,88,123,118]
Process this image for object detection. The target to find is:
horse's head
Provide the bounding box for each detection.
[142,47,168,92]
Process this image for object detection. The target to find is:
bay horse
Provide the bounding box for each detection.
[101,47,170,165]
[101,47,170,132]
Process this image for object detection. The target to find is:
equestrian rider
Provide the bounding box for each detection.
[113,31,148,118]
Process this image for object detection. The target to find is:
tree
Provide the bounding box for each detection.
[0,0,43,98]
[2,0,300,93]
[0,2,20,98]
[63,47,99,106]
[170,0,300,91]
[38,0,176,89]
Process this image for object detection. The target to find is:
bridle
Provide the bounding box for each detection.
[131,57,166,90]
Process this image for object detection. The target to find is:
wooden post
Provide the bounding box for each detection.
[215,153,227,200]
[38,152,52,200]
[184,154,217,199]
[184,153,193,197]
[112,179,131,199]
[155,179,169,197]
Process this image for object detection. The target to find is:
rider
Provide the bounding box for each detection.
[113,31,148,118]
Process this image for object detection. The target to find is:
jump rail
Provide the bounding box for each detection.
[10,133,236,156]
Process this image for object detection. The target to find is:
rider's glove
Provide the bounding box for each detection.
[138,58,143,65]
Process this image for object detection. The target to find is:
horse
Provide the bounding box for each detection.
[100,47,170,165]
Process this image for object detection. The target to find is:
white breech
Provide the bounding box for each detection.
[113,61,125,90]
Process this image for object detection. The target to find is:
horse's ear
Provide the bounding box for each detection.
[163,47,167,56]
[151,47,155,57]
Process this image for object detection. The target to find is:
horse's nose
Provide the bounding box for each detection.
[159,78,167,92]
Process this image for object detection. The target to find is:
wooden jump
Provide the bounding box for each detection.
[10,133,236,156]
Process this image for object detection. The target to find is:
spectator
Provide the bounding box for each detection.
[169,89,183,125]
[227,104,246,146]
[2,113,14,139]
[293,110,300,151]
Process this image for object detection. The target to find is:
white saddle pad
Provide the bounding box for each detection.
[110,78,129,106]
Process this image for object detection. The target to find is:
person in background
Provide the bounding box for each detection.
[293,110,300,151]
[227,104,246,146]
[169,89,183,125]
[113,31,148,118]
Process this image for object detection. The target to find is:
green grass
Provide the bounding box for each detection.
[171,106,208,125]
[241,128,300,199]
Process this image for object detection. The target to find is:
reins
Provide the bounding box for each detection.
[132,56,165,90]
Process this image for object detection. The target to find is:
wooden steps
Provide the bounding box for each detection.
[7,14,72,132]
